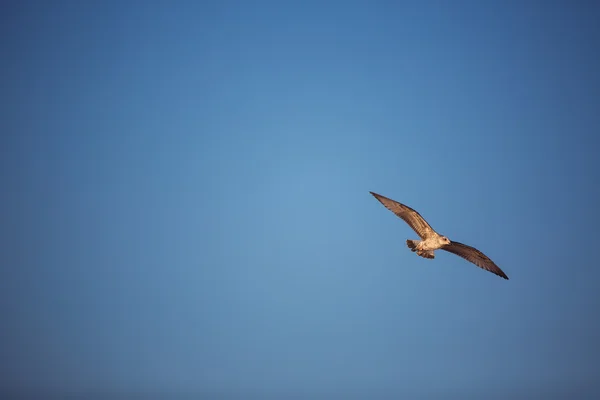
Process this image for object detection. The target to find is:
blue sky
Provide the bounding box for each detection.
[2,1,600,398]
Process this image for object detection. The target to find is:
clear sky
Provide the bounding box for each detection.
[2,1,600,399]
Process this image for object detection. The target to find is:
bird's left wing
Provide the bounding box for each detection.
[441,241,509,280]
[369,192,435,239]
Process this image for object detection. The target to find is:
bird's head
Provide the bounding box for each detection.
[441,236,451,245]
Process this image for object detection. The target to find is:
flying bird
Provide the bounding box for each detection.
[370,191,508,280]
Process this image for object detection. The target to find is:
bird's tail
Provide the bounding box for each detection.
[406,239,435,259]
[406,239,419,252]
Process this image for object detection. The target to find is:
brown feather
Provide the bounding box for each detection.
[441,241,509,280]
[369,192,435,239]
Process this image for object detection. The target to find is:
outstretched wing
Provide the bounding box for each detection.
[441,241,509,280]
[369,192,436,239]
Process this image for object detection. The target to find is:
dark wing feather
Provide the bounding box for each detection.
[441,241,509,280]
[369,192,435,239]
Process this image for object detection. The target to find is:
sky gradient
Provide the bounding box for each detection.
[2,1,600,398]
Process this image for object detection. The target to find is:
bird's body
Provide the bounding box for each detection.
[415,236,448,251]
[370,191,509,280]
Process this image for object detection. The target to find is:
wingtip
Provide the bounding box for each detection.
[498,271,509,280]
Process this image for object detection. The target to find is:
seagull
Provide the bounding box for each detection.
[370,191,509,280]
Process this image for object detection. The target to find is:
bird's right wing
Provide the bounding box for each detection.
[441,241,509,280]
[369,192,435,239]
